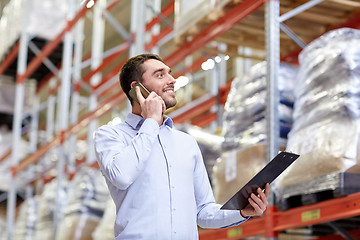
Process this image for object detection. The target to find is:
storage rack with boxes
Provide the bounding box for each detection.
[0,0,359,239]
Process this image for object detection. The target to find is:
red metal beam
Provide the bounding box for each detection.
[172,78,233,125]
[14,91,127,174]
[82,41,130,85]
[200,192,360,239]
[86,20,172,88]
[308,230,360,240]
[173,56,207,79]
[164,0,267,67]
[274,192,360,231]
[94,62,122,90]
[0,41,19,75]
[145,0,174,31]
[11,0,176,175]
[106,0,123,11]
[331,14,360,30]
[282,14,360,64]
[145,25,173,50]
[95,58,127,91]
[83,1,174,91]
[199,216,265,240]
[172,96,217,124]
[36,62,62,94]
[191,112,216,127]
[94,22,174,94]
[0,150,11,164]
[18,0,95,83]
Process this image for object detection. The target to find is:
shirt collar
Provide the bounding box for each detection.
[125,113,173,129]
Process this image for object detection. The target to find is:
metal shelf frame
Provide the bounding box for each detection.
[199,192,360,239]
[0,0,359,239]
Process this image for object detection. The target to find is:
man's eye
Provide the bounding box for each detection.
[157,73,164,78]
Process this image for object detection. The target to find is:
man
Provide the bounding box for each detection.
[94,53,269,239]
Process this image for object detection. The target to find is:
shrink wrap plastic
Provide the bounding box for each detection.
[14,197,39,240]
[0,0,67,61]
[56,167,109,240]
[0,126,28,191]
[276,28,360,189]
[34,180,68,240]
[213,62,297,203]
[92,199,116,240]
[0,77,36,116]
[221,61,298,150]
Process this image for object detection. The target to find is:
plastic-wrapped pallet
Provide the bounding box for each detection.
[92,198,116,240]
[56,167,109,240]
[213,62,297,203]
[14,196,39,240]
[0,0,67,61]
[221,61,297,150]
[276,28,360,189]
[34,180,68,240]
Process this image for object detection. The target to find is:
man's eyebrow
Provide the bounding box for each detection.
[153,67,172,75]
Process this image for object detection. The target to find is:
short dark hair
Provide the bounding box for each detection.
[119,53,163,102]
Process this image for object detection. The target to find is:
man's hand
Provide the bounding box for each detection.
[240,183,270,217]
[136,86,165,125]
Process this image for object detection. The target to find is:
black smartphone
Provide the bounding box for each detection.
[128,82,150,104]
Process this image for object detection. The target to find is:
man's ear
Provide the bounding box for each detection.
[130,81,137,88]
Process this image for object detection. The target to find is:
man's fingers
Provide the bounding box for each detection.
[264,183,270,198]
[248,196,263,214]
[161,100,166,113]
[251,193,266,210]
[135,86,145,104]
[256,186,269,207]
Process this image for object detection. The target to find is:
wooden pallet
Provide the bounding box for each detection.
[276,172,360,211]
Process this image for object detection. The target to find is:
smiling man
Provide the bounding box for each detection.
[94,53,269,240]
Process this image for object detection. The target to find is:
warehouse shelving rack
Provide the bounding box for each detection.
[0,0,359,239]
[199,192,360,239]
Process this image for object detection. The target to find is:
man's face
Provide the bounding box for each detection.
[141,59,177,109]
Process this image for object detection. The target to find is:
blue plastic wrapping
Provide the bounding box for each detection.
[292,28,360,132]
[222,61,298,150]
[276,28,360,189]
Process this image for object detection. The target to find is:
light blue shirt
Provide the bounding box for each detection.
[94,113,248,239]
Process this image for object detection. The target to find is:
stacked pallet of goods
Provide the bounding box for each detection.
[276,28,360,209]
[212,61,298,204]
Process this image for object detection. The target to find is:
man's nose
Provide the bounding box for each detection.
[168,74,176,84]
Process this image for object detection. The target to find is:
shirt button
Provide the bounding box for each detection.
[171,185,175,189]
[173,208,176,211]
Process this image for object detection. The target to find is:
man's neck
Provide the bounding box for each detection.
[132,105,164,125]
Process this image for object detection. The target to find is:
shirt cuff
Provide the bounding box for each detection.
[221,216,250,228]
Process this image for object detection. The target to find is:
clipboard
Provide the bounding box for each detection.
[221,151,299,210]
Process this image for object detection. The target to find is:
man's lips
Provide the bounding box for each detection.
[164,86,175,93]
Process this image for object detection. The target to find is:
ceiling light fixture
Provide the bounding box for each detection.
[174,76,190,91]
[86,0,95,8]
